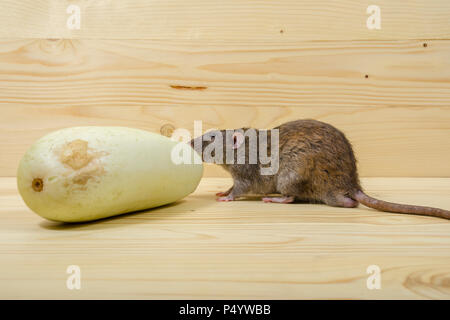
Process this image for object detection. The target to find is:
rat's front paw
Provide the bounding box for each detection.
[216,195,235,202]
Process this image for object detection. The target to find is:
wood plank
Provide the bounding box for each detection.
[1,104,450,178]
[1,1,450,40]
[1,177,449,299]
[1,39,449,177]
[1,39,449,109]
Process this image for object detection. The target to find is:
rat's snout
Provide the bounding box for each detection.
[189,132,220,163]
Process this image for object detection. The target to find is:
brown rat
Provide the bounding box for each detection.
[190,119,450,220]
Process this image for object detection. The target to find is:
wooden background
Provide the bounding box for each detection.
[0,0,449,300]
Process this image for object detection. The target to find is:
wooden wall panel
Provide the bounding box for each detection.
[1,38,449,177]
[1,1,450,40]
[1,105,449,177]
[0,39,449,109]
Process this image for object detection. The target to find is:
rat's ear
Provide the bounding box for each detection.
[232,132,245,149]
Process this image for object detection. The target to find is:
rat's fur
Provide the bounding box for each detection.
[190,119,450,219]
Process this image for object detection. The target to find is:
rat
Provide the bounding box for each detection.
[190,119,450,220]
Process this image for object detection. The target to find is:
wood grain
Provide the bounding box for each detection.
[1,1,450,40]
[1,39,450,108]
[2,104,450,178]
[0,38,449,177]
[1,177,449,299]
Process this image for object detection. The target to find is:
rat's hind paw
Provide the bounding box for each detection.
[262,196,295,204]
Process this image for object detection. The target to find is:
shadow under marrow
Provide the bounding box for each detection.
[38,197,210,231]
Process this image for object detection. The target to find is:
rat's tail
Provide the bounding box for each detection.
[353,190,450,220]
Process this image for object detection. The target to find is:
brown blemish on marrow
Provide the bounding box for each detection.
[72,165,106,186]
[60,139,93,170]
[32,178,44,192]
[58,140,108,188]
[72,174,90,185]
[170,85,207,90]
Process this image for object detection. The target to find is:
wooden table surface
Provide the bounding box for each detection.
[1,177,449,299]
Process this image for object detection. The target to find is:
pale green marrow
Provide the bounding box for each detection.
[17,126,203,222]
